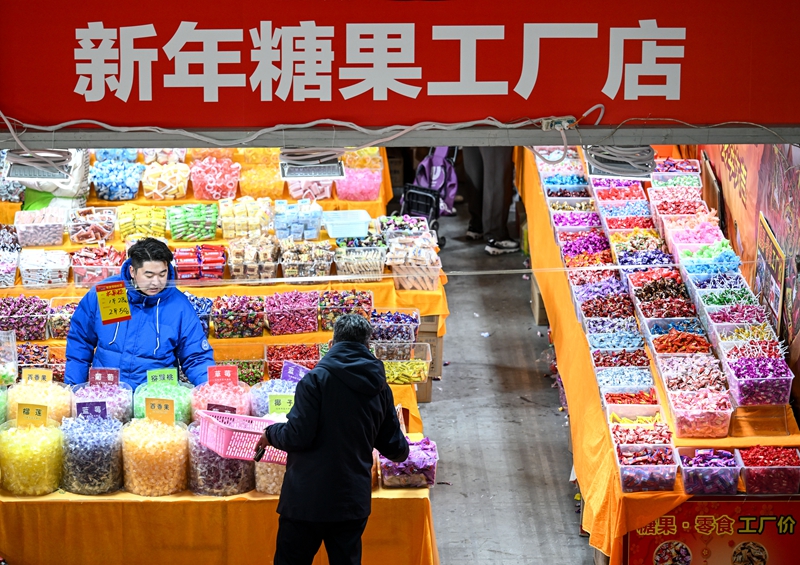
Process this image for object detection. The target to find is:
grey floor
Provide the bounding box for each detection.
[418,201,594,565]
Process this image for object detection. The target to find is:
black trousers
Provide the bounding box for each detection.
[274,516,369,565]
[463,146,515,242]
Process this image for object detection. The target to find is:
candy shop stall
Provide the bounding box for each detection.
[0,146,446,565]
[516,146,800,565]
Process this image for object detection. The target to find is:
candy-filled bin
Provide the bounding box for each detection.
[190,157,241,200]
[378,343,431,385]
[47,297,80,339]
[615,444,678,493]
[7,380,73,423]
[190,382,251,420]
[265,291,319,335]
[380,437,438,487]
[188,422,255,496]
[265,344,320,380]
[72,382,134,423]
[60,415,124,495]
[132,381,194,425]
[735,446,800,494]
[141,162,190,200]
[211,295,267,339]
[0,418,63,495]
[677,447,740,495]
[213,343,266,386]
[122,418,189,497]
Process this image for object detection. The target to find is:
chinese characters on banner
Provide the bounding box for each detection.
[73,19,684,104]
[625,498,800,565]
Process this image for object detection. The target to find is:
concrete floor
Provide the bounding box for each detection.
[419,201,594,565]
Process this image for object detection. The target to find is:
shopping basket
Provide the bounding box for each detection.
[197,410,287,463]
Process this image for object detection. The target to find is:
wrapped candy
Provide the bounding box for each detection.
[738,445,800,494]
[250,380,298,417]
[336,168,382,201]
[47,300,79,339]
[94,149,139,162]
[680,448,739,495]
[60,415,124,495]
[239,164,285,199]
[670,389,732,438]
[67,207,116,244]
[117,204,167,239]
[122,418,188,496]
[90,159,145,200]
[184,292,212,336]
[72,382,133,423]
[14,208,67,247]
[167,204,219,241]
[133,381,194,425]
[190,157,241,200]
[7,380,72,423]
[141,162,190,200]
[71,245,125,287]
[0,419,63,495]
[19,249,70,287]
[318,290,373,331]
[380,437,438,487]
[212,295,267,339]
[219,198,265,239]
[0,295,49,341]
[659,354,727,392]
[190,382,251,419]
[142,148,187,165]
[653,541,692,565]
[188,422,255,496]
[255,460,286,494]
[265,291,319,335]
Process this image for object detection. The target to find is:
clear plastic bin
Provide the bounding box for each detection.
[370,308,421,342]
[0,251,18,288]
[227,259,279,282]
[14,209,67,247]
[47,297,81,339]
[723,357,793,406]
[600,385,658,410]
[677,447,740,495]
[379,343,431,385]
[323,210,372,239]
[265,344,320,380]
[335,168,382,201]
[72,265,123,288]
[265,306,318,336]
[391,264,441,291]
[544,185,590,198]
[19,250,70,288]
[651,172,703,188]
[67,207,116,244]
[0,313,47,342]
[280,258,333,285]
[334,247,387,283]
[709,322,778,348]
[606,404,664,426]
[735,448,800,494]
[654,159,701,175]
[668,391,733,438]
[211,309,266,339]
[213,343,266,386]
[616,444,678,493]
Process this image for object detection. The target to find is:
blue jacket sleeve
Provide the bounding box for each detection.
[177,300,214,385]
[65,292,99,385]
[267,374,320,452]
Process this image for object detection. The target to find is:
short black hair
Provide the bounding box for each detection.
[128,238,173,270]
[332,314,372,346]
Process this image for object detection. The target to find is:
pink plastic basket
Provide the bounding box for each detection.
[197,410,287,463]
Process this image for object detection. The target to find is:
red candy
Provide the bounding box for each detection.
[592,349,650,367]
[604,389,657,405]
[581,295,634,319]
[606,216,655,230]
[740,445,800,467]
[652,329,711,354]
[655,200,707,216]
[627,268,682,287]
[639,298,696,319]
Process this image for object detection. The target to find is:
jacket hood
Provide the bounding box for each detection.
[120,259,179,306]
[316,342,386,397]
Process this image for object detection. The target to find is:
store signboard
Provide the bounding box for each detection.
[1,1,800,128]
[625,497,800,565]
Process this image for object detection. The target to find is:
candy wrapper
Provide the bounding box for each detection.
[318,290,373,331]
[7,380,72,423]
[188,422,255,496]
[737,446,800,494]
[255,460,286,494]
[679,448,739,495]
[60,415,124,495]
[250,380,298,417]
[190,382,251,419]
[669,389,732,438]
[167,204,219,241]
[133,381,193,425]
[71,245,125,287]
[122,418,188,496]
[72,382,133,423]
[0,419,63,495]
[380,437,437,487]
[117,204,168,239]
[370,309,420,342]
[47,299,79,338]
[658,354,727,392]
[212,295,267,339]
[265,291,319,336]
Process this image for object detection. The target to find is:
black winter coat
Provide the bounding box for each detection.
[266,341,410,521]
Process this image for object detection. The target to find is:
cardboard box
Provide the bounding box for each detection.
[416,332,443,377]
[419,315,439,333]
[388,157,404,188]
[416,379,432,403]
[530,277,548,325]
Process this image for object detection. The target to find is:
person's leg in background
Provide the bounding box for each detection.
[462,146,484,241]
[479,146,519,255]
[274,516,324,565]
[321,518,369,565]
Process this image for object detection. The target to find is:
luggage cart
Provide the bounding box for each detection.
[399,184,446,249]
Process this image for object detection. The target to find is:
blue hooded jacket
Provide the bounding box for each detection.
[65,259,214,387]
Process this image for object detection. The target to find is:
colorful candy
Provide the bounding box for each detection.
[552,212,601,227]
[616,445,676,492]
[546,187,589,198]
[19,249,70,287]
[573,278,627,303]
[692,273,747,290]
[587,332,643,349]
[581,295,634,319]
[188,422,255,496]
[190,157,241,200]
[567,268,617,286]
[238,164,285,199]
[649,319,704,336]
[14,208,67,247]
[634,278,689,302]
[0,419,63,495]
[122,418,188,496]
[250,379,298,417]
[0,295,48,341]
[184,292,212,336]
[680,448,738,495]
[90,159,145,200]
[212,295,267,339]
[190,382,251,418]
[604,388,657,405]
[336,167,382,201]
[584,317,639,334]
[561,232,610,256]
[167,204,219,241]
[655,158,700,173]
[699,288,757,306]
[599,201,650,217]
[72,382,133,422]
[616,249,673,266]
[71,245,126,287]
[659,354,727,392]
[67,207,116,244]
[596,367,653,388]
[594,186,645,200]
[133,382,193,424]
[651,329,711,354]
[605,216,655,230]
[610,422,671,444]
[592,349,649,367]
[117,204,167,239]
[318,290,373,332]
[728,357,792,405]
[639,298,696,319]
[718,323,775,342]
[60,415,124,495]
[564,250,613,267]
[653,541,691,565]
[265,291,319,336]
[7,381,72,422]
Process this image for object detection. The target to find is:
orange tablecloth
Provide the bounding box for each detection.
[515,147,800,563]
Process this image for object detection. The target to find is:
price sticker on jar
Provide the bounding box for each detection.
[21,367,52,383]
[147,368,178,386]
[145,398,175,425]
[96,281,132,325]
[208,365,239,386]
[269,394,295,415]
[18,403,48,427]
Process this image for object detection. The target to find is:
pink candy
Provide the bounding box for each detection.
[190,157,241,200]
[671,223,725,245]
[190,382,251,419]
[670,389,732,438]
[336,168,382,201]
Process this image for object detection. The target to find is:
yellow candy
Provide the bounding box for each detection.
[7,381,72,423]
[255,461,286,495]
[117,204,168,239]
[234,148,280,165]
[610,412,661,425]
[122,418,188,497]
[239,165,285,199]
[342,148,382,170]
[0,419,63,495]
[142,163,190,200]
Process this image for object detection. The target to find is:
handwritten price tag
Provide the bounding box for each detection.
[21,367,52,383]
[76,401,108,419]
[89,367,120,387]
[281,361,310,383]
[96,281,132,325]
[147,368,179,386]
[145,397,175,425]
[269,393,295,415]
[17,403,47,427]
[208,365,239,386]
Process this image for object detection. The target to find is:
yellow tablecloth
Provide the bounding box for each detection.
[515,147,800,563]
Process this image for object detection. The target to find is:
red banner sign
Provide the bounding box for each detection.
[0,1,799,128]
[625,497,800,565]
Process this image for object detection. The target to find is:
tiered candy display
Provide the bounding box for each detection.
[212,295,266,338]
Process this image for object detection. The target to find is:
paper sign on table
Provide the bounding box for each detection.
[145,397,175,425]
[281,361,310,383]
[21,367,52,384]
[147,368,178,386]
[207,403,236,414]
[76,401,108,419]
[269,394,295,414]
[208,365,239,386]
[89,367,120,387]
[95,281,132,325]
[17,403,47,427]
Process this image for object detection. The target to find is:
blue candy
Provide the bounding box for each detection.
[649,318,705,335]
[542,173,588,186]
[599,201,651,217]
[595,367,653,387]
[587,332,644,349]
[89,160,145,200]
[94,149,139,162]
[183,292,212,336]
[617,250,673,266]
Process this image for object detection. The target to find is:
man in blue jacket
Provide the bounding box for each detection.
[65,238,214,387]
[256,314,409,565]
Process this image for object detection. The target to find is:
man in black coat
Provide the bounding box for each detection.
[255,314,410,565]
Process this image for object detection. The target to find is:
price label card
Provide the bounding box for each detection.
[207,403,236,414]
[89,367,120,387]
[76,401,108,419]
[269,393,295,415]
[147,368,179,386]
[96,281,132,325]
[281,361,310,383]
[21,367,52,383]
[18,403,47,427]
[208,365,239,386]
[145,397,175,425]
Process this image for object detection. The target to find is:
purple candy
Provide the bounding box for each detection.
[617,250,674,266]
[561,232,610,256]
[552,212,601,227]
[573,278,627,302]
[380,437,438,487]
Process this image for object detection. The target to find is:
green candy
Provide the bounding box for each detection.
[133,381,193,424]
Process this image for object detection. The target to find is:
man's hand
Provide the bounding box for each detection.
[254,427,272,461]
